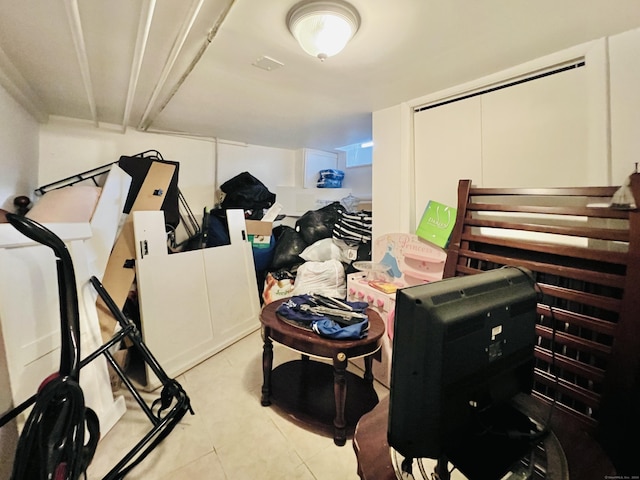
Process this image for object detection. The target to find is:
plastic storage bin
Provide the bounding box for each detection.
[317,169,345,188]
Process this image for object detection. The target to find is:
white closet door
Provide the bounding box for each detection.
[609,27,640,184]
[414,64,589,223]
[413,97,482,225]
[481,66,588,187]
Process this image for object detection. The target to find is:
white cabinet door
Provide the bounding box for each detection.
[135,210,260,390]
[132,211,168,259]
[202,242,260,338]
[0,227,126,437]
[0,245,61,401]
[136,249,212,389]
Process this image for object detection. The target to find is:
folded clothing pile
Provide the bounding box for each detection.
[276,294,369,340]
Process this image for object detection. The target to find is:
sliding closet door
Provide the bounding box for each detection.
[413,97,482,220]
[482,66,588,187]
[414,62,589,223]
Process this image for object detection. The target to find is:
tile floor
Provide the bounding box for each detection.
[86,328,390,480]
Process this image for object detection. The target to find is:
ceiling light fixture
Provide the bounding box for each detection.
[287,0,361,61]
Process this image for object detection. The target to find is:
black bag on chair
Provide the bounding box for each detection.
[219,171,276,216]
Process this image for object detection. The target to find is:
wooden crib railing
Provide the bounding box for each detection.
[443,175,640,476]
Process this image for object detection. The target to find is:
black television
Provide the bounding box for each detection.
[387,266,539,478]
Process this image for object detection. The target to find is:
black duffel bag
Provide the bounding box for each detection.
[220,172,276,218]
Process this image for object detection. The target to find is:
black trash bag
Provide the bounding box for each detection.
[270,225,308,271]
[295,201,343,245]
[344,242,373,275]
[220,172,276,216]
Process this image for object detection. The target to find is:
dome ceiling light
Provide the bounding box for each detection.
[287,0,361,61]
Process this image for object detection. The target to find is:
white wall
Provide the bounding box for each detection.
[337,153,372,200]
[372,27,640,241]
[0,83,39,211]
[216,141,296,207]
[371,103,412,247]
[214,145,374,211]
[4,103,372,227]
[39,117,217,217]
[38,119,309,238]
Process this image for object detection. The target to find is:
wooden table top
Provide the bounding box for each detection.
[352,393,620,480]
[352,396,396,480]
[260,298,385,360]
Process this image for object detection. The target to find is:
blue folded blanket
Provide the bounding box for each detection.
[276,295,369,340]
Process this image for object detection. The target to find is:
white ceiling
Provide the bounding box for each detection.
[0,0,639,153]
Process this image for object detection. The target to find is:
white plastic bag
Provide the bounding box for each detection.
[299,238,343,262]
[291,259,346,298]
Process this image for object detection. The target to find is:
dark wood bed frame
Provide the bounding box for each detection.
[353,176,639,478]
[443,175,640,476]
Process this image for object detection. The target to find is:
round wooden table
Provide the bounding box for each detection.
[353,395,573,480]
[260,298,385,446]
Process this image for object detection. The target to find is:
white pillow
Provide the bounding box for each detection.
[26,186,102,223]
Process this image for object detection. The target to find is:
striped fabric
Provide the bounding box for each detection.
[332,210,372,245]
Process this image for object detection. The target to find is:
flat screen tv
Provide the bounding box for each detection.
[387,267,538,478]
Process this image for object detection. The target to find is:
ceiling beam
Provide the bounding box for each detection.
[149,0,238,126]
[137,0,205,131]
[122,0,157,133]
[64,0,98,127]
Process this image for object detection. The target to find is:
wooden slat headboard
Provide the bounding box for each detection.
[443,175,640,475]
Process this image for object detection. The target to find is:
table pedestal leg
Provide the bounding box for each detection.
[363,355,374,383]
[435,455,451,480]
[261,328,273,406]
[333,351,348,446]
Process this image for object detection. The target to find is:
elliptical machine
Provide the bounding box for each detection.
[0,213,193,480]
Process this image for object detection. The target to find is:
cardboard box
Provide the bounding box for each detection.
[248,235,271,247]
[245,202,279,246]
[245,219,273,236]
[98,161,176,344]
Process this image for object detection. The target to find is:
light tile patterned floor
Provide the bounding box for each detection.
[86,329,390,480]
